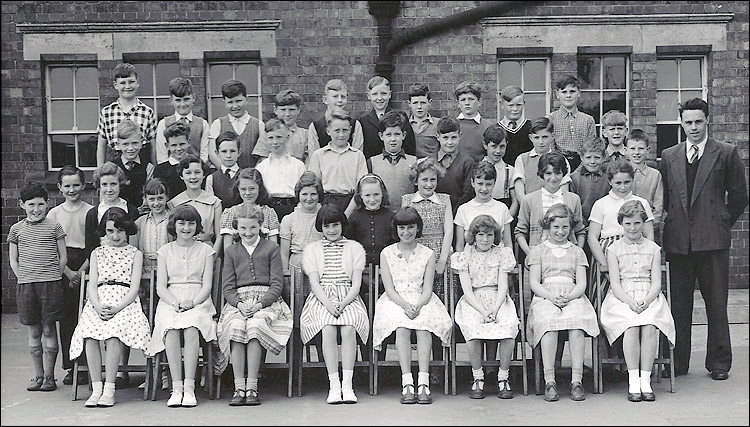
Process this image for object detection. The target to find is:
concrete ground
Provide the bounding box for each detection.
[1,313,748,426]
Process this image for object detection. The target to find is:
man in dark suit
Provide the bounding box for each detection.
[659,98,748,380]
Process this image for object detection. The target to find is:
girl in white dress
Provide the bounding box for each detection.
[147,205,217,407]
[600,201,675,402]
[450,215,518,399]
[372,207,452,405]
[69,207,150,407]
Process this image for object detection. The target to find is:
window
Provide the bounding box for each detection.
[46,65,99,170]
[206,62,262,122]
[497,58,550,120]
[132,62,180,122]
[577,56,629,136]
[656,57,707,157]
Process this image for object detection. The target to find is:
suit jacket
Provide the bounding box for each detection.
[659,138,748,254]
[358,108,417,159]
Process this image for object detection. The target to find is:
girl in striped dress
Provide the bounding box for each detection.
[300,205,369,405]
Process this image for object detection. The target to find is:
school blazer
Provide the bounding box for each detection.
[659,138,748,254]
[358,108,417,159]
[222,238,283,308]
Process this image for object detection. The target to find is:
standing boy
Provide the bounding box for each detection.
[601,110,628,164]
[548,75,596,172]
[455,81,493,164]
[96,62,157,166]
[155,77,210,166]
[367,111,417,212]
[254,89,310,164]
[307,79,364,152]
[434,117,475,215]
[498,86,533,165]
[481,124,518,217]
[626,129,662,233]
[569,137,610,226]
[8,182,67,392]
[208,79,265,169]
[513,116,571,204]
[205,131,242,210]
[359,76,417,159]
[111,120,154,210]
[408,83,440,159]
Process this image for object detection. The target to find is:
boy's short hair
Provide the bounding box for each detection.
[378,110,407,132]
[215,131,240,151]
[20,181,48,202]
[265,117,287,134]
[237,168,270,205]
[500,85,524,102]
[537,151,568,178]
[466,214,503,246]
[275,89,302,107]
[617,200,649,224]
[483,123,507,145]
[391,206,423,240]
[580,137,606,156]
[294,171,324,204]
[540,203,578,230]
[354,173,390,209]
[177,154,205,177]
[436,116,460,135]
[315,204,348,233]
[409,156,446,184]
[408,83,431,100]
[326,111,352,127]
[143,178,168,198]
[529,116,554,134]
[325,79,347,93]
[232,203,265,229]
[94,162,127,188]
[169,77,194,98]
[98,207,137,237]
[606,158,636,180]
[113,63,137,80]
[679,98,709,118]
[166,204,203,238]
[627,129,648,146]
[454,80,482,100]
[367,76,390,91]
[221,79,247,99]
[57,165,84,185]
[117,119,141,141]
[602,110,627,127]
[555,75,580,90]
[163,121,191,142]
[472,161,497,181]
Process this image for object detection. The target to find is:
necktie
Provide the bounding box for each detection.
[126,161,135,170]
[181,116,189,123]
[689,144,699,164]
[509,120,517,130]
[224,169,232,180]
[441,154,453,169]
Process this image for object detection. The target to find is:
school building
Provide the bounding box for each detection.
[1,1,748,311]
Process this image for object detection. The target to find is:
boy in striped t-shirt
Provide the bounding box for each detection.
[8,181,67,392]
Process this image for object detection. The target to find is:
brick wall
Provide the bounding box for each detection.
[2,1,748,310]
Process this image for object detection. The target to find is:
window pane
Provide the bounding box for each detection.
[156,98,172,121]
[680,59,702,88]
[75,67,99,98]
[134,63,154,96]
[209,64,232,95]
[245,97,260,118]
[236,64,259,94]
[49,67,73,98]
[524,60,546,91]
[498,61,522,88]
[680,90,704,104]
[140,98,154,110]
[50,100,74,131]
[211,98,227,121]
[75,100,99,130]
[602,92,626,117]
[50,134,76,168]
[156,63,180,96]
[578,92,601,124]
[657,91,679,122]
[656,124,680,157]
[577,57,600,90]
[78,134,98,168]
[525,93,547,119]
[602,57,626,89]
[657,59,678,89]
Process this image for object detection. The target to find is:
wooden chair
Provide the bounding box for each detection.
[294,264,374,396]
[595,262,675,393]
[371,267,450,396]
[71,270,155,401]
[448,262,528,396]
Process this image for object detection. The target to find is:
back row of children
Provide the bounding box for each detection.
[10,64,672,407]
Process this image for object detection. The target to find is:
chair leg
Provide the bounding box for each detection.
[143,356,152,400]
[151,352,162,401]
[373,349,379,396]
[287,341,293,398]
[443,346,449,395]
[206,342,215,400]
[669,347,675,393]
[594,337,601,394]
[71,359,79,401]
[520,340,528,396]
[296,335,304,397]
[534,345,542,395]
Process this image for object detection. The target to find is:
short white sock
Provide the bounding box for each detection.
[172,380,184,393]
[91,381,103,394]
[328,372,341,390]
[341,369,354,389]
[103,382,116,397]
[471,368,484,380]
[417,372,429,386]
[234,378,245,391]
[640,370,653,393]
[497,368,509,382]
[183,379,195,393]
[543,368,555,384]
[247,378,259,392]
[401,373,413,388]
[628,369,640,393]
[571,367,583,384]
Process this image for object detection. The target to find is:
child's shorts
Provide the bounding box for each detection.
[17,280,63,326]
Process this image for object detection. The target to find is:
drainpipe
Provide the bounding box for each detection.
[368,1,402,81]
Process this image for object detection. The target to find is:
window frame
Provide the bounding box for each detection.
[576,53,631,136]
[44,62,100,171]
[205,60,263,123]
[496,56,551,121]
[127,60,181,122]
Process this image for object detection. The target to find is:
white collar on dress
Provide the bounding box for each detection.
[543,240,572,249]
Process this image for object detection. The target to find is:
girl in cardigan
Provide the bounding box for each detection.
[216,204,292,406]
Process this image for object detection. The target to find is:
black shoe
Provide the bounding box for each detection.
[497,380,513,399]
[63,370,74,385]
[543,382,559,402]
[627,392,642,402]
[468,379,485,399]
[641,391,656,401]
[711,369,729,380]
[244,389,260,406]
[229,389,246,406]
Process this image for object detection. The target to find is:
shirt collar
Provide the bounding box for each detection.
[172,190,216,206]
[146,209,169,224]
[608,190,632,201]
[221,164,240,174]
[97,199,128,219]
[481,156,506,168]
[241,235,261,251]
[120,155,141,166]
[174,112,194,122]
[324,237,347,247]
[412,192,441,204]
[606,144,627,157]
[468,198,496,207]
[541,187,564,198]
[457,112,482,124]
[500,117,526,128]
[410,114,434,125]
[687,134,708,159]
[558,106,580,117]
[579,165,602,176]
[322,143,354,154]
[622,236,645,245]
[543,239,573,249]
[229,112,251,125]
[438,149,456,161]
[383,149,406,164]
[116,98,147,113]
[529,148,547,157]
[168,156,181,166]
